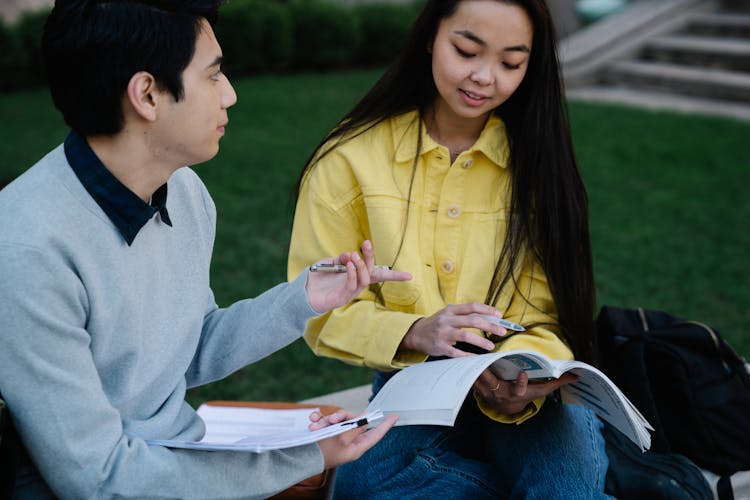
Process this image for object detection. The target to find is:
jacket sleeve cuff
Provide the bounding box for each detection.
[367,313,427,370]
[473,392,546,424]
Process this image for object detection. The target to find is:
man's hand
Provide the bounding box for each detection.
[309,409,399,469]
[305,240,411,314]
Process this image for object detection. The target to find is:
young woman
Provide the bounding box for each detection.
[288,1,612,498]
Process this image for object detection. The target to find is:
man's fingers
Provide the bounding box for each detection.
[308,409,356,430]
[350,414,398,451]
[360,240,375,271]
[353,254,369,288]
[370,269,412,283]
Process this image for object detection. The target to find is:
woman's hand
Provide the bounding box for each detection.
[472,369,578,415]
[399,303,509,358]
[305,240,411,314]
[309,409,399,469]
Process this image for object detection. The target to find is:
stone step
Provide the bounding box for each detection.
[566,85,750,122]
[643,34,750,71]
[603,59,750,101]
[683,12,750,37]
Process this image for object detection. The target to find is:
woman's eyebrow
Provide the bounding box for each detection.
[454,29,486,45]
[453,29,530,53]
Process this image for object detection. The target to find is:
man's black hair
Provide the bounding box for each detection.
[42,0,223,136]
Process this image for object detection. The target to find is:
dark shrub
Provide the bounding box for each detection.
[0,7,50,90]
[0,21,26,90]
[288,0,361,70]
[13,7,51,87]
[216,0,293,76]
[354,2,421,65]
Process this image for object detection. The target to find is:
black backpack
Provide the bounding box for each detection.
[596,306,750,475]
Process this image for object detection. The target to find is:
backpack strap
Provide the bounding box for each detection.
[717,475,735,500]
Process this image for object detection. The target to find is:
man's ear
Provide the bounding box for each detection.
[125,71,160,122]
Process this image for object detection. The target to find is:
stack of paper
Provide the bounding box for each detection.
[147,404,383,453]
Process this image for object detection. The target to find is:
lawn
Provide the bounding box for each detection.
[1,68,748,407]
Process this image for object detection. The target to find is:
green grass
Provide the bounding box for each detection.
[571,103,750,352]
[1,69,748,407]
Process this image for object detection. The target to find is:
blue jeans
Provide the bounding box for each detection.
[334,373,613,499]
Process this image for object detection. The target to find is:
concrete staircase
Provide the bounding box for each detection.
[561,0,750,122]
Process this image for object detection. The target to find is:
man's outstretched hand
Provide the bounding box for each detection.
[305,240,411,314]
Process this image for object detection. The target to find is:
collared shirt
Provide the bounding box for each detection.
[64,130,172,245]
[288,110,573,424]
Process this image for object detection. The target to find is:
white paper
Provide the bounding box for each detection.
[146,405,384,453]
[196,405,316,444]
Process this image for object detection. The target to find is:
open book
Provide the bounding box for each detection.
[147,404,383,453]
[367,350,653,450]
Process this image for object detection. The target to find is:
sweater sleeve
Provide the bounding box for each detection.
[185,271,320,388]
[177,167,321,388]
[0,244,324,500]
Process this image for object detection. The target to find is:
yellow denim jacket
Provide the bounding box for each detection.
[288,111,573,423]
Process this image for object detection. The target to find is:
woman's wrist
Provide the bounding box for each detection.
[398,318,424,352]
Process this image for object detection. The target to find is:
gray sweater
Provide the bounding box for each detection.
[0,145,324,499]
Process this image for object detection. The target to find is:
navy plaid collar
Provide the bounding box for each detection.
[64,131,172,246]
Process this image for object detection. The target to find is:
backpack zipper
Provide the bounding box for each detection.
[638,308,729,371]
[684,320,721,350]
[637,308,649,332]
[684,320,734,373]
[638,307,721,349]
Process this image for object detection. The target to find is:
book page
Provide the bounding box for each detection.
[368,354,502,426]
[367,351,652,450]
[490,352,556,380]
[557,364,653,450]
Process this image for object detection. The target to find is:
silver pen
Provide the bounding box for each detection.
[479,314,526,332]
[309,263,392,273]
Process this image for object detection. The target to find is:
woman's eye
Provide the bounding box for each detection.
[503,62,521,70]
[455,46,474,58]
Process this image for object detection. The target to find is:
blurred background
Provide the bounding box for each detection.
[1,0,748,407]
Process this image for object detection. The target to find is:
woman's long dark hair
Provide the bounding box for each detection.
[295,0,597,364]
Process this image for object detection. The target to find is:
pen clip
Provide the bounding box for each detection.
[341,417,369,428]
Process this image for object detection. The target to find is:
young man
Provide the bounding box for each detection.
[0,1,406,498]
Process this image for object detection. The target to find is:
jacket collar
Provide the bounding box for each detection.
[392,110,510,168]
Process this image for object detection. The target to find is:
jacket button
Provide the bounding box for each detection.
[447,205,461,218]
[441,260,455,273]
